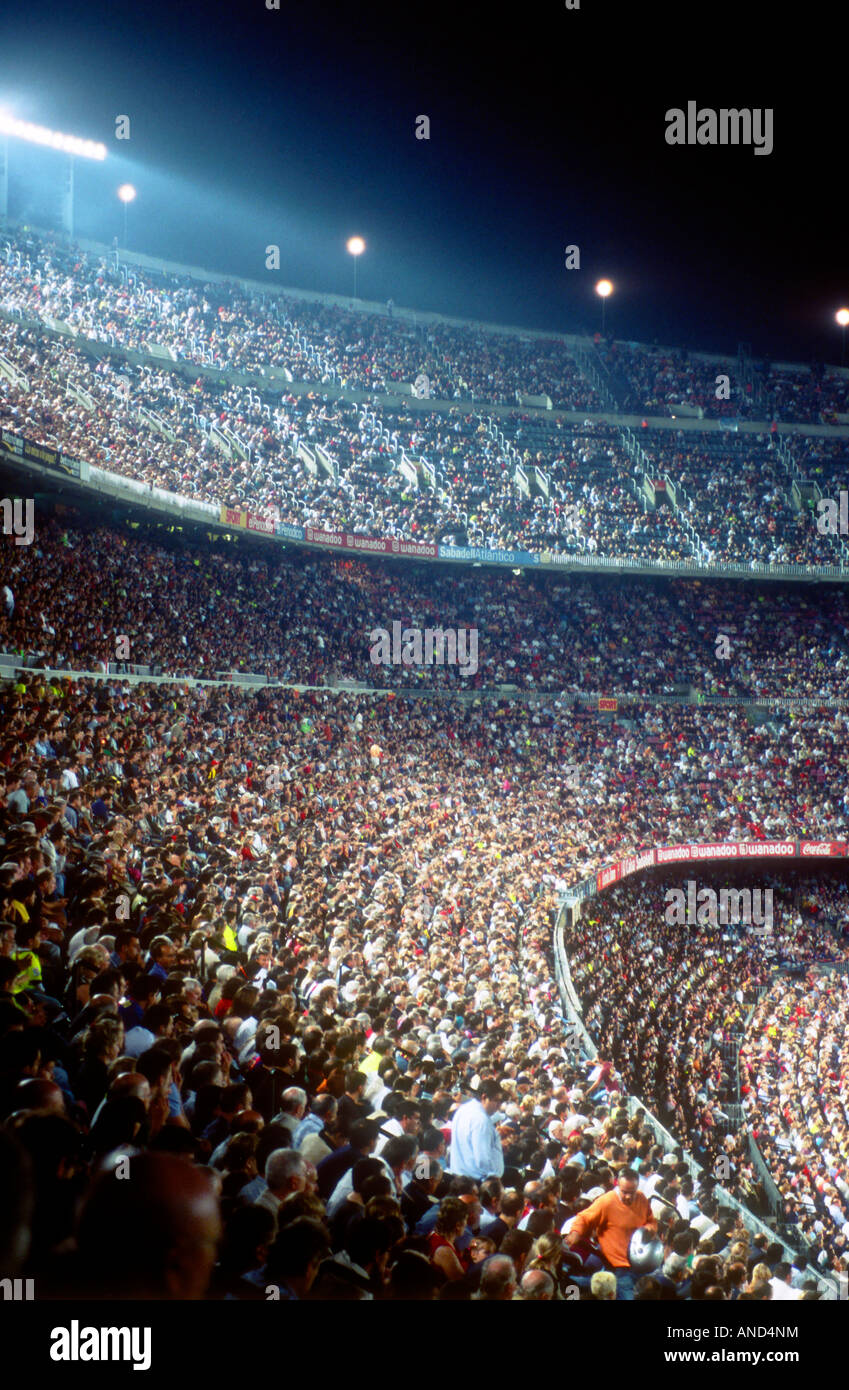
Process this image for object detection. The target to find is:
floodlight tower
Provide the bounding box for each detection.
[0,113,107,238]
[836,308,849,369]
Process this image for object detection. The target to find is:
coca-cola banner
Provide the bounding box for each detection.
[596,864,620,891]
[619,849,656,879]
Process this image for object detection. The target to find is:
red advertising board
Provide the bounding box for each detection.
[655,841,796,865]
[618,849,656,879]
[303,527,438,558]
[596,863,621,891]
[304,526,345,548]
[587,839,847,902]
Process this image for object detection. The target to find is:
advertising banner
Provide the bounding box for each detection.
[655,840,796,865]
[438,544,539,566]
[597,863,621,891]
[245,511,275,535]
[1,429,24,458]
[303,527,438,558]
[220,507,245,528]
[588,840,831,900]
[23,438,61,470]
[303,526,346,548]
[618,848,656,879]
[1,430,82,478]
[598,697,618,711]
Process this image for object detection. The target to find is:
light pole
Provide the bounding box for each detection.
[346,235,365,299]
[595,278,613,337]
[836,308,849,369]
[117,183,137,249]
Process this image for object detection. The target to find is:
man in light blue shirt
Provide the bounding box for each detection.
[293,1095,338,1149]
[448,1080,504,1181]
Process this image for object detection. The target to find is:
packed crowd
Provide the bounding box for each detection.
[594,342,751,419]
[639,429,843,567]
[2,218,849,1303]
[1,668,845,1300]
[567,877,848,1200]
[0,323,643,551]
[664,578,849,700]
[4,294,849,565]
[0,227,600,409]
[762,367,849,426]
[596,339,849,425]
[793,436,849,495]
[740,971,849,1273]
[4,509,849,699]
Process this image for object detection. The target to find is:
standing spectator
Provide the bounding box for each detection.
[449,1080,505,1181]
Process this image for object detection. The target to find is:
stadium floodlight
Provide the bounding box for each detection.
[595,278,614,335]
[837,308,849,367]
[0,113,106,161]
[346,235,366,298]
[0,113,106,239]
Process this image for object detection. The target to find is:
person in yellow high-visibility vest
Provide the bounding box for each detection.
[11,922,43,996]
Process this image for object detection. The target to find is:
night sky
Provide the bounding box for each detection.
[0,1,840,364]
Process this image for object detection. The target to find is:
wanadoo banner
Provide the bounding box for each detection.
[302,526,438,558]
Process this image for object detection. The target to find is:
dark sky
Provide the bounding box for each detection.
[0,0,840,364]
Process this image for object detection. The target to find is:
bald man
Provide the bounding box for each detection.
[13,1077,66,1116]
[76,1152,222,1299]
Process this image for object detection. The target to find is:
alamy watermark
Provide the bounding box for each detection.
[817,493,849,535]
[1,497,34,546]
[50,1321,152,1371]
[369,622,478,676]
[664,881,773,934]
[665,103,773,157]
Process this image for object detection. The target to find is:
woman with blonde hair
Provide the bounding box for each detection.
[527,1230,566,1298]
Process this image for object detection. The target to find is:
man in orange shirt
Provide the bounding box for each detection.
[564,1168,657,1301]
